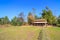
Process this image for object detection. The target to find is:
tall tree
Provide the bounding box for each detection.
[57,15,60,27]
[42,7,56,25]
[57,15,60,24]
[35,15,41,19]
[4,16,10,24]
[18,12,24,22]
[11,16,23,26]
[0,16,10,25]
[11,16,17,26]
[0,18,4,24]
[28,12,35,25]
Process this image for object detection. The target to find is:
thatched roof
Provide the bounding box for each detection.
[32,19,47,23]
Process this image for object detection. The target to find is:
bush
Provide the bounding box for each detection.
[11,21,17,26]
[11,22,23,26]
[17,22,23,26]
[57,24,60,27]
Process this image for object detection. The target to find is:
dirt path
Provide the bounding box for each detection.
[26,31,35,40]
[38,27,51,40]
[27,28,51,40]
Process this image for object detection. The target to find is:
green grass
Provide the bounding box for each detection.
[46,27,60,40]
[0,26,41,40]
[0,26,60,40]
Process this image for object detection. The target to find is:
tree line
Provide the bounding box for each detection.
[0,12,24,26]
[28,7,60,27]
[0,7,60,27]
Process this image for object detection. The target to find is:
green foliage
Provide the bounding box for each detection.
[3,16,10,24]
[11,16,17,26]
[0,16,10,25]
[0,18,3,25]
[57,15,60,27]
[57,24,60,27]
[17,21,23,26]
[57,15,60,24]
[42,7,57,25]
[11,16,23,26]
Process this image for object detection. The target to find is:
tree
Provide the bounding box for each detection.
[57,15,60,24]
[3,16,10,24]
[42,9,47,19]
[11,16,17,26]
[28,12,35,25]
[42,7,57,25]
[35,15,41,19]
[0,18,4,25]
[18,12,25,25]
[18,12,24,22]
[57,15,60,27]
[0,16,10,25]
[11,16,23,26]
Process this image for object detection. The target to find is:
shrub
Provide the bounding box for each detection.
[17,22,23,26]
[57,24,60,27]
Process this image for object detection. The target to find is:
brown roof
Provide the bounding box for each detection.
[32,19,47,23]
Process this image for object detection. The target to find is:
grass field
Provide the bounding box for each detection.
[45,27,60,40]
[0,26,60,40]
[0,26,41,40]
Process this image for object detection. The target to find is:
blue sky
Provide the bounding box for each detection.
[0,0,60,21]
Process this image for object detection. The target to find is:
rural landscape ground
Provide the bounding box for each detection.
[0,0,60,40]
[0,26,60,40]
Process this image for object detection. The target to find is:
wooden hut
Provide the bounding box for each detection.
[32,19,47,27]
